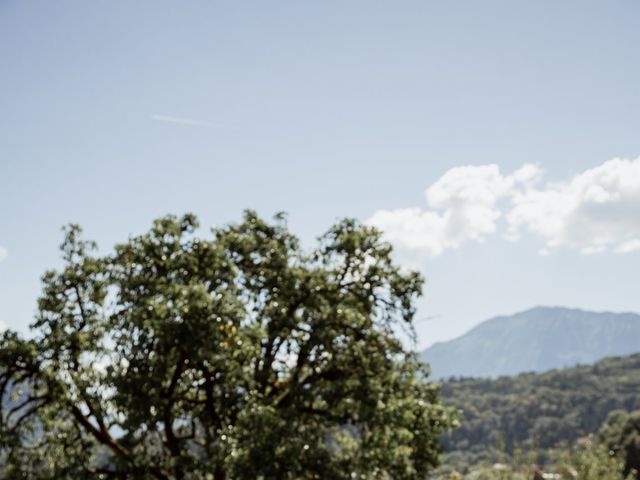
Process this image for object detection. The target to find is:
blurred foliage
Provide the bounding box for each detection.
[432,436,632,480]
[598,410,640,478]
[0,212,455,479]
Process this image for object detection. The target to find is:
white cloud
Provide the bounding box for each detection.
[151,114,219,128]
[367,164,540,266]
[507,157,640,254]
[367,157,640,266]
[616,239,640,254]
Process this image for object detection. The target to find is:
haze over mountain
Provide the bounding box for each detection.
[422,306,640,379]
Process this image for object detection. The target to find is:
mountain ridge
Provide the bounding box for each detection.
[422,306,640,379]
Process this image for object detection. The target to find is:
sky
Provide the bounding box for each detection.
[1,0,639,349]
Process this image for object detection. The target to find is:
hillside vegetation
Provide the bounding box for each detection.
[438,352,640,471]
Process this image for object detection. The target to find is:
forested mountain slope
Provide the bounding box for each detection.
[438,352,640,467]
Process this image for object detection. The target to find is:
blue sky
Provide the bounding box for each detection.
[1,1,639,348]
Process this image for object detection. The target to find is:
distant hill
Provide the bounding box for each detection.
[438,352,640,470]
[422,306,640,379]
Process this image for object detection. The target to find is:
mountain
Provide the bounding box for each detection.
[422,306,640,379]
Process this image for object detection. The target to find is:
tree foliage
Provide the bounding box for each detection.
[599,410,640,479]
[0,212,453,479]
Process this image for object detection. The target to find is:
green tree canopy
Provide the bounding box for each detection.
[599,410,640,479]
[0,212,454,479]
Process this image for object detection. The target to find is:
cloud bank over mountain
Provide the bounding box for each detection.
[367,157,640,266]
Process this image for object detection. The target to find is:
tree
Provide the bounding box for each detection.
[599,410,640,479]
[0,212,454,480]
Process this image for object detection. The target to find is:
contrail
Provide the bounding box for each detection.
[151,114,220,128]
